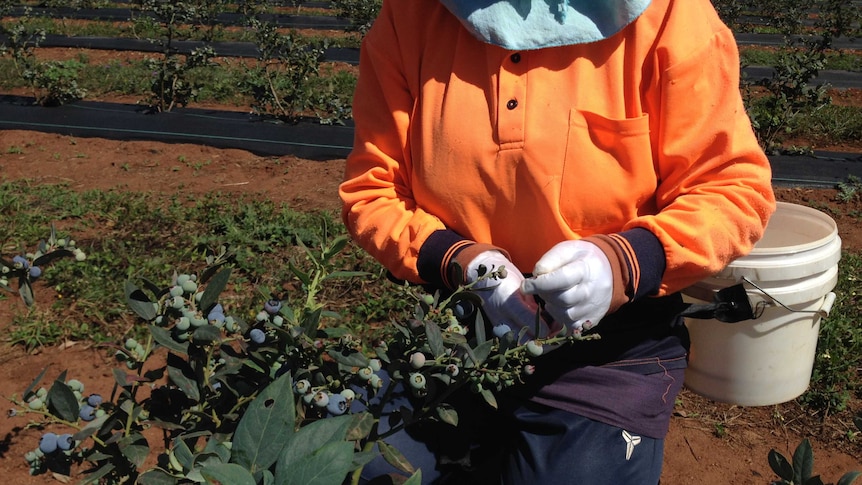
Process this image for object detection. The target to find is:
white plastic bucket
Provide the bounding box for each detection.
[682,202,841,406]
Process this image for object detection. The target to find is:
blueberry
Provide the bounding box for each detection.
[249,328,266,344]
[452,300,475,319]
[12,255,29,269]
[409,352,426,369]
[526,340,544,357]
[39,433,58,454]
[57,434,74,451]
[264,299,282,315]
[312,391,330,408]
[79,404,96,421]
[408,373,427,390]
[28,266,42,279]
[326,393,348,416]
[86,394,103,407]
[492,324,513,339]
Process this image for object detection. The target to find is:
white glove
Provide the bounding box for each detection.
[466,250,550,340]
[521,240,613,333]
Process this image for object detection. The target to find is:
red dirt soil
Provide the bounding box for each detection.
[0,130,861,482]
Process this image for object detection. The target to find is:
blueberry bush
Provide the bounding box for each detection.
[10,233,589,484]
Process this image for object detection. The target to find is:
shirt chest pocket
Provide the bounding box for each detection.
[560,109,657,234]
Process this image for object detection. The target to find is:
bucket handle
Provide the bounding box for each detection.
[742,276,836,319]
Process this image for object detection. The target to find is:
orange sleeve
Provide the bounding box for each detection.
[630,22,776,295]
[338,1,445,284]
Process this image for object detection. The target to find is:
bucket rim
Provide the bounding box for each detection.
[746,202,838,256]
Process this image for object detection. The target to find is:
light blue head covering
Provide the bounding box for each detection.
[439,0,652,50]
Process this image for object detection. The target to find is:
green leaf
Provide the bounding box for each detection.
[79,464,119,485]
[327,349,370,368]
[201,463,256,485]
[32,248,73,267]
[19,277,34,307]
[479,388,498,409]
[838,471,862,485]
[436,403,458,426]
[322,234,349,261]
[118,432,149,468]
[379,440,415,475]
[277,414,353,481]
[21,366,49,402]
[200,267,231,314]
[275,441,354,485]
[346,411,374,441]
[47,377,79,422]
[424,320,444,358]
[463,340,492,369]
[301,307,322,337]
[193,325,221,345]
[167,353,200,402]
[289,260,311,287]
[769,449,795,481]
[125,280,158,321]
[135,468,177,485]
[793,439,815,482]
[231,371,295,475]
[402,471,423,485]
[151,325,189,354]
[322,270,370,280]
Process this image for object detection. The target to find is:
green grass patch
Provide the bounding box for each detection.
[0,180,404,349]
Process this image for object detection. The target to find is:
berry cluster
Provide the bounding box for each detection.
[0,229,86,306]
[21,377,106,476]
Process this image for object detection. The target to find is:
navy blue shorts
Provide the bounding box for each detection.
[360,392,663,485]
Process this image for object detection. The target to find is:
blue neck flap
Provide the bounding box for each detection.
[439,0,652,50]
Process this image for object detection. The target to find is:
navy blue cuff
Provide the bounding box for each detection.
[615,227,666,299]
[417,229,471,288]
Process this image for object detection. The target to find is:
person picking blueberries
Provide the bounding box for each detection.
[340,0,776,483]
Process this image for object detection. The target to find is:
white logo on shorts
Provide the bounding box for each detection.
[622,430,642,461]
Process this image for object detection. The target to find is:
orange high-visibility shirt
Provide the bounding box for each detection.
[340,0,776,296]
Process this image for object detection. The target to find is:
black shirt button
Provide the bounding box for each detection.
[506,99,518,110]
[510,53,521,63]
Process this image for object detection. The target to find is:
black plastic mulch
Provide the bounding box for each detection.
[0,96,859,187]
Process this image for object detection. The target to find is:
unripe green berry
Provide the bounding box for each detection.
[169,286,184,297]
[526,340,544,357]
[272,315,284,327]
[409,352,426,369]
[368,358,382,372]
[175,317,191,331]
[421,294,435,306]
[357,367,374,380]
[181,280,198,294]
[125,338,137,350]
[313,391,330,408]
[28,398,44,410]
[340,389,356,401]
[409,373,427,390]
[67,379,84,392]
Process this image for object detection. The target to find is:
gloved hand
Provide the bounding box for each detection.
[521,240,613,333]
[466,250,550,340]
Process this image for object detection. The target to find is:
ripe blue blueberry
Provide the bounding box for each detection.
[28,266,42,279]
[264,299,282,315]
[39,433,58,454]
[452,301,474,319]
[12,255,29,269]
[326,393,348,416]
[492,324,513,339]
[87,394,103,407]
[57,433,74,451]
[249,328,266,344]
[79,404,96,421]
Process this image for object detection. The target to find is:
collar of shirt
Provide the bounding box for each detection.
[438,0,652,50]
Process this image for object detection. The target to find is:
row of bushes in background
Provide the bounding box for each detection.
[0,0,861,150]
[0,0,379,122]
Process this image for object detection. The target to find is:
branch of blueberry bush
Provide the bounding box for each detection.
[10,233,593,484]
